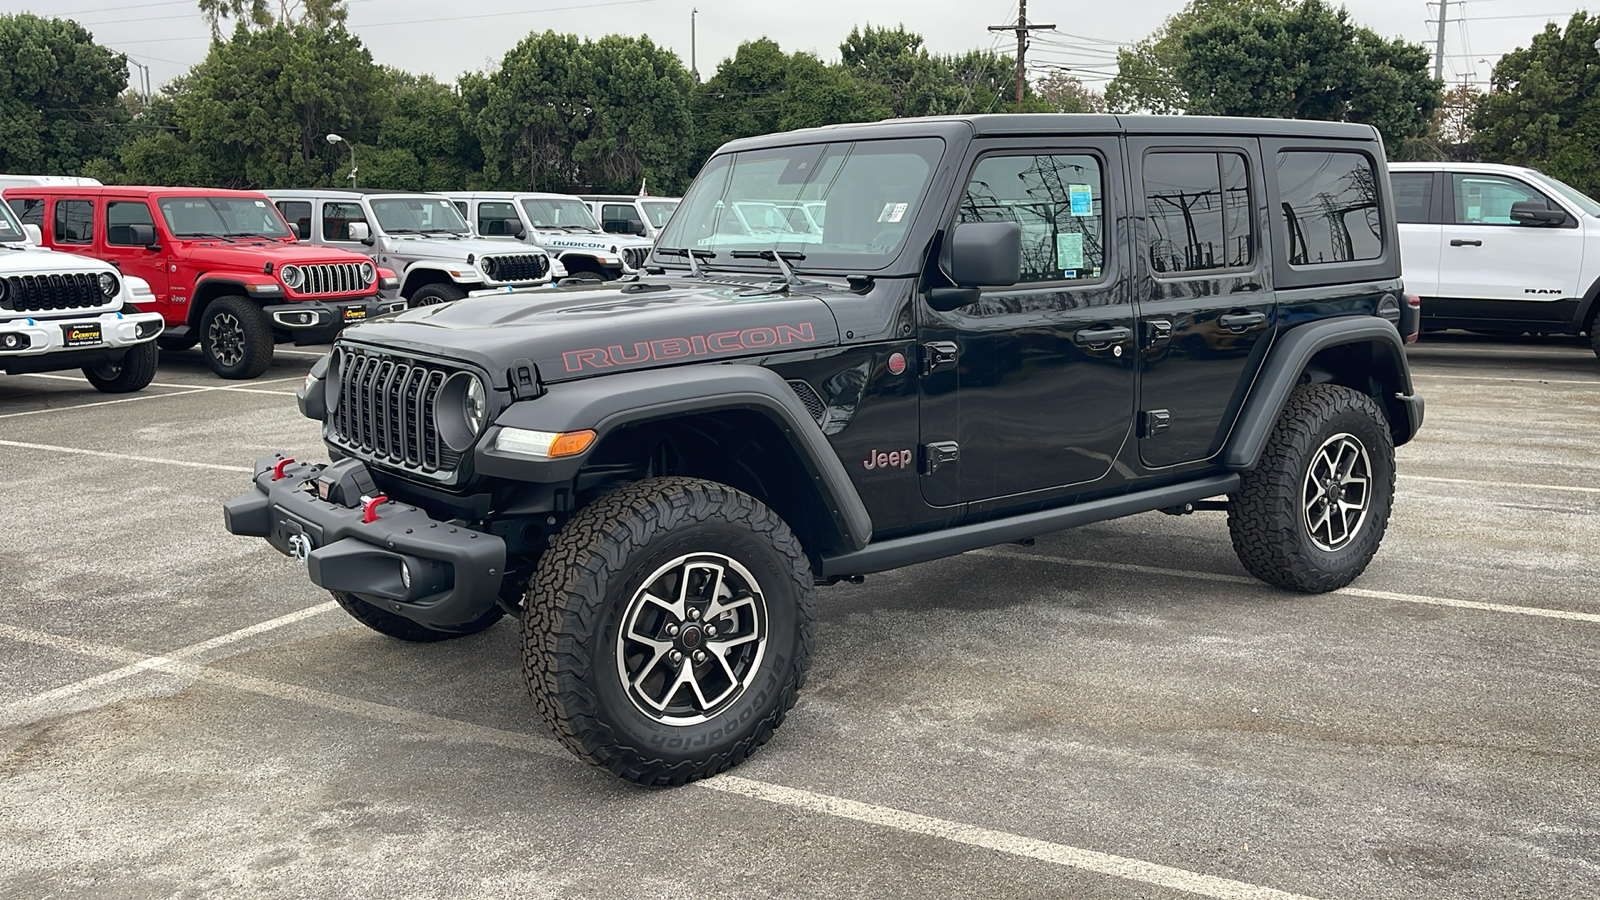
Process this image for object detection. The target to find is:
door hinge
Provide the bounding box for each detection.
[921,341,958,376]
[1140,409,1171,438]
[920,441,960,475]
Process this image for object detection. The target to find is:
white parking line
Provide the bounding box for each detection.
[975,548,1600,624]
[1399,474,1600,495]
[0,439,253,472]
[0,618,1322,900]
[0,387,213,419]
[1413,372,1600,386]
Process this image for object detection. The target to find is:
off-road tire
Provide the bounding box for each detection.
[157,333,198,353]
[82,340,157,393]
[1229,384,1396,593]
[1589,326,1599,362]
[199,296,273,379]
[330,590,503,642]
[408,283,467,307]
[522,477,815,786]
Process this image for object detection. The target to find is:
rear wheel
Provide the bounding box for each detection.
[408,283,466,308]
[82,341,158,393]
[330,590,503,642]
[200,296,273,379]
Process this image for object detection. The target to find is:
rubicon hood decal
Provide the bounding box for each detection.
[562,322,818,373]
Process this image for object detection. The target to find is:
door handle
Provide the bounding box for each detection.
[1218,312,1268,331]
[1073,325,1131,346]
[1450,239,1483,247]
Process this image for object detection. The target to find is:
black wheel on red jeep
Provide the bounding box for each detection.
[200,295,273,379]
[330,590,503,642]
[522,477,815,786]
[82,340,158,394]
[1228,383,1396,593]
[408,283,466,308]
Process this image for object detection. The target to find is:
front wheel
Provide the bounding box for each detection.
[1228,384,1396,593]
[200,296,273,379]
[522,477,815,786]
[83,341,158,393]
[408,283,466,308]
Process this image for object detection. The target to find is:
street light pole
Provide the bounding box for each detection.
[326,133,357,188]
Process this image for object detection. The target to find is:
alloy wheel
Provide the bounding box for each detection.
[207,311,245,367]
[1301,432,1372,552]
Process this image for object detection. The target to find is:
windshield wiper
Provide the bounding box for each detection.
[385,228,419,234]
[421,229,463,236]
[224,231,275,240]
[174,232,234,242]
[655,247,717,277]
[729,249,806,289]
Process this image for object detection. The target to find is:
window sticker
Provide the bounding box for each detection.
[1069,184,1093,217]
[878,202,909,223]
[1056,232,1085,270]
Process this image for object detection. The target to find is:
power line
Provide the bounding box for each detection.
[989,0,1054,110]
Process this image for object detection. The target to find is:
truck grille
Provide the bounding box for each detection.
[299,263,369,296]
[623,247,650,270]
[330,348,463,476]
[1,273,106,312]
[480,254,549,283]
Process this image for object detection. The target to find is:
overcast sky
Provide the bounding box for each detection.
[9,0,1593,97]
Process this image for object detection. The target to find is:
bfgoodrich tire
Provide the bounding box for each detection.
[1228,384,1396,593]
[83,340,157,393]
[200,296,273,379]
[522,477,815,786]
[330,590,503,642]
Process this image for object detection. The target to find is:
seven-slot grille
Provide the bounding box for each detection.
[623,247,650,270]
[480,254,549,283]
[298,263,369,296]
[330,348,463,476]
[2,273,106,312]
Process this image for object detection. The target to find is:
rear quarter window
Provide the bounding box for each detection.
[1276,150,1383,265]
[1390,173,1434,225]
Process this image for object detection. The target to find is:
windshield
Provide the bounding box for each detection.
[158,195,292,238]
[0,201,24,241]
[654,137,945,271]
[1540,174,1600,218]
[520,198,599,230]
[641,199,678,228]
[370,197,471,235]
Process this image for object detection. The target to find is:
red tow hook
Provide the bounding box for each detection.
[271,457,296,481]
[361,494,390,524]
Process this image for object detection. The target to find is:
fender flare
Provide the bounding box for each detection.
[187,274,258,325]
[401,263,480,296]
[1576,273,1600,332]
[1222,316,1422,472]
[478,365,873,551]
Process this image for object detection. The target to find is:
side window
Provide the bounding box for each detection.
[322,201,367,241]
[452,201,468,218]
[478,201,519,235]
[9,198,45,228]
[275,201,311,239]
[1452,174,1551,225]
[1391,173,1434,225]
[601,203,642,234]
[1143,151,1253,274]
[55,199,95,244]
[958,153,1105,283]
[105,201,156,245]
[1276,151,1383,265]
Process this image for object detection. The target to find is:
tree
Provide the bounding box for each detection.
[0,14,130,175]
[840,25,1039,117]
[364,73,481,190]
[1175,0,1440,151]
[1106,0,1288,114]
[694,39,882,159]
[197,0,347,37]
[1035,71,1107,113]
[1472,13,1600,196]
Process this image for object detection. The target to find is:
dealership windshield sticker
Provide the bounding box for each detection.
[878,202,909,223]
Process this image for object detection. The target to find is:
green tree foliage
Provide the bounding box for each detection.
[0,14,130,175]
[1175,0,1440,151]
[840,25,1036,117]
[363,72,480,190]
[1035,71,1107,113]
[1106,0,1287,114]
[1471,13,1600,196]
[198,0,347,37]
[693,39,883,158]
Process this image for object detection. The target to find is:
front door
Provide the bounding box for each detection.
[1129,138,1276,468]
[918,139,1136,507]
[1435,171,1584,323]
[100,199,168,309]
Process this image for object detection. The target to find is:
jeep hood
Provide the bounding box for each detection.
[0,246,115,275]
[386,235,548,261]
[177,240,371,267]
[337,280,839,384]
[534,231,652,253]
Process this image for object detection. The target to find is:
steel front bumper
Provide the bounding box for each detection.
[0,309,164,358]
[265,296,408,345]
[223,455,507,632]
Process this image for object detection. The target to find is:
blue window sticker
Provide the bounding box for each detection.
[1069,184,1094,217]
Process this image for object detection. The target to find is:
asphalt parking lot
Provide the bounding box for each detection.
[2,333,1598,900]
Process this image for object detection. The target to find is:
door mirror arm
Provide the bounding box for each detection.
[927,286,981,312]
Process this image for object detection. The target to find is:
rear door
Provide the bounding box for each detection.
[1392,170,1443,297]
[1436,172,1584,315]
[1129,138,1275,468]
[918,137,1136,506]
[100,198,168,307]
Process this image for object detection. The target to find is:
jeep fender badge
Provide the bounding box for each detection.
[887,352,906,375]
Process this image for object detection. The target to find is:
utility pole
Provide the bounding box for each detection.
[1427,0,1459,82]
[990,0,1054,111]
[690,8,699,83]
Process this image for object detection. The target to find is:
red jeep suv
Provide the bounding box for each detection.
[4,186,403,379]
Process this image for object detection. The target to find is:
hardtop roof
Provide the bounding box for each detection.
[0,185,276,199]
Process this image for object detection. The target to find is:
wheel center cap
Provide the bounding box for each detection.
[680,626,702,649]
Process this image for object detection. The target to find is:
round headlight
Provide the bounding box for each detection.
[435,372,488,452]
[281,265,303,289]
[0,279,8,302]
[98,272,118,298]
[359,262,376,285]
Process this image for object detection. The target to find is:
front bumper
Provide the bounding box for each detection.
[223,455,507,632]
[0,309,164,358]
[265,296,408,345]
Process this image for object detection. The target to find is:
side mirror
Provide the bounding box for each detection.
[293,222,309,240]
[501,218,526,239]
[127,223,158,248]
[1509,200,1568,227]
[927,222,1022,312]
[22,224,42,245]
[347,221,372,243]
[628,219,648,237]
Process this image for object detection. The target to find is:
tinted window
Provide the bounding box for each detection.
[1144,152,1253,274]
[1277,151,1383,265]
[959,153,1105,283]
[1452,174,1550,225]
[601,203,642,234]
[1391,173,1434,224]
[322,201,367,241]
[106,201,156,245]
[9,198,44,228]
[275,201,311,239]
[55,199,94,244]
[477,201,521,236]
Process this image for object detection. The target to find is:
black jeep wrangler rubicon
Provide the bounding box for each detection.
[226,115,1424,785]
